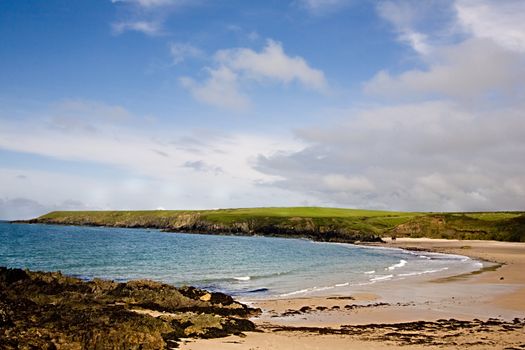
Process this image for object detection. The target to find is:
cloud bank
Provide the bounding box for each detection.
[254,0,525,211]
[0,100,308,219]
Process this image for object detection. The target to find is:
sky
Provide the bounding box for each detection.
[1,0,524,219]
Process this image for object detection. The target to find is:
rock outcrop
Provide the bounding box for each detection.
[0,267,260,349]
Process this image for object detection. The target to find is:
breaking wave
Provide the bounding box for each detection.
[386,259,407,271]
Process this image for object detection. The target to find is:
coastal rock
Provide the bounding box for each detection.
[0,267,259,349]
[199,293,212,302]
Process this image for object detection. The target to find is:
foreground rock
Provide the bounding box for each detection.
[0,267,260,349]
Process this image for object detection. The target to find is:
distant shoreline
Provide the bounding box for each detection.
[13,207,525,242]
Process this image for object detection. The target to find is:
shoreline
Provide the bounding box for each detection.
[3,221,525,348]
[181,238,525,349]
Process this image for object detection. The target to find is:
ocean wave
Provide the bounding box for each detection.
[189,269,293,285]
[370,274,393,282]
[386,259,407,271]
[280,288,310,297]
[279,281,352,297]
[397,267,449,277]
[243,288,269,294]
[364,270,375,274]
[233,276,250,281]
[347,244,404,252]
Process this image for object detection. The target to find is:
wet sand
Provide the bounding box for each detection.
[180,238,525,349]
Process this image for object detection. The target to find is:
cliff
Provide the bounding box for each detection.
[18,207,525,242]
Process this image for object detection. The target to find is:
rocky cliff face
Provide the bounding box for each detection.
[389,214,525,241]
[166,218,381,243]
[390,216,449,237]
[26,214,384,243]
[21,210,525,242]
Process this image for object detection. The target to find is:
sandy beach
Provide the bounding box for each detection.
[180,238,525,349]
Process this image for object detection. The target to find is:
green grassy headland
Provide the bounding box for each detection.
[23,207,525,242]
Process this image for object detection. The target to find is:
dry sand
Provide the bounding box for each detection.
[180,239,525,349]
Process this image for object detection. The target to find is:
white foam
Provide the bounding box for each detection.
[364,270,375,274]
[279,282,348,297]
[370,274,393,282]
[233,276,250,281]
[335,282,349,287]
[398,267,449,277]
[279,288,310,297]
[357,281,375,286]
[386,259,407,271]
[314,285,335,292]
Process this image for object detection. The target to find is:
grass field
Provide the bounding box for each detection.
[30,207,525,242]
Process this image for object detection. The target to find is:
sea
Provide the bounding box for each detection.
[0,221,483,299]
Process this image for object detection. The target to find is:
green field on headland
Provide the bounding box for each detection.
[22,207,525,242]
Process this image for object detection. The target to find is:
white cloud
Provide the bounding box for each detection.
[0,100,310,213]
[181,40,327,110]
[376,0,438,54]
[455,0,525,52]
[169,42,203,64]
[183,160,223,175]
[377,0,525,55]
[180,66,251,111]
[0,100,313,217]
[364,38,525,99]
[303,0,523,210]
[398,31,430,55]
[43,99,133,134]
[112,20,162,36]
[110,0,197,36]
[322,174,375,192]
[215,40,327,92]
[255,101,525,211]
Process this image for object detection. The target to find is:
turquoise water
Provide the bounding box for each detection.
[0,222,481,298]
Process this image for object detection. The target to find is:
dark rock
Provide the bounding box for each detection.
[0,266,29,284]
[0,267,258,349]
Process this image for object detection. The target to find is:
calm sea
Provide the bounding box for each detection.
[0,222,482,298]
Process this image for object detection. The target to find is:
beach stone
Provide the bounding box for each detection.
[199,293,212,302]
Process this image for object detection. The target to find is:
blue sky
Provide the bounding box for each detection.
[1,0,524,219]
